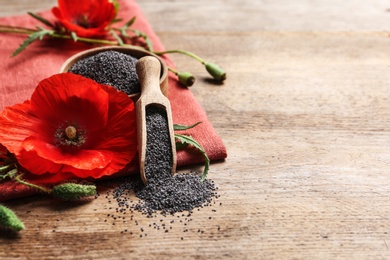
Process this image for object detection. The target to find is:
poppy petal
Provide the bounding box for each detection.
[51,7,63,20]
[31,73,109,132]
[0,101,39,156]
[94,85,137,164]
[22,137,111,171]
[62,152,122,179]
[18,149,63,175]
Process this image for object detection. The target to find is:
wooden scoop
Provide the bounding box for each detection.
[135,56,177,184]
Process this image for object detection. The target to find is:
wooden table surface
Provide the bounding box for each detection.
[1,0,390,259]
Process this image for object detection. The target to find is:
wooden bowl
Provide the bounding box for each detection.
[59,46,168,101]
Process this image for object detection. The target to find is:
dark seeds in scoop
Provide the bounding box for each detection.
[134,106,216,215]
[144,105,173,183]
[68,50,141,95]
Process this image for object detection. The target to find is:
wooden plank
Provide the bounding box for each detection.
[1,0,390,259]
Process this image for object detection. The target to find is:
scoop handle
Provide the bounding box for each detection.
[136,56,162,97]
[136,55,177,184]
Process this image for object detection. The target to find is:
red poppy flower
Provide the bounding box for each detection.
[52,0,117,38]
[0,73,137,179]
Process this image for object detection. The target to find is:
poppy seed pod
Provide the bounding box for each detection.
[0,205,25,231]
[205,62,226,82]
[51,183,97,200]
[178,71,195,87]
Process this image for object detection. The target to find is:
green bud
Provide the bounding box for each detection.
[51,183,96,200]
[0,205,25,231]
[177,71,195,87]
[205,62,226,81]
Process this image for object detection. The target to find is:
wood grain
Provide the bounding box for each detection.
[1,0,390,259]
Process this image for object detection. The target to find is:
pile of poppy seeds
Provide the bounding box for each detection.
[68,50,141,95]
[100,174,221,239]
[73,50,222,238]
[99,105,220,238]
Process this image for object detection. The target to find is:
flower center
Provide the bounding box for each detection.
[76,15,90,28]
[75,14,99,29]
[65,126,77,140]
[55,122,87,151]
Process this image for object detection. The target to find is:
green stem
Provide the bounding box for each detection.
[0,26,116,45]
[154,49,206,64]
[51,33,147,51]
[14,173,51,194]
[0,27,146,50]
[0,25,37,31]
[0,27,209,69]
[0,28,37,34]
[168,67,179,75]
[51,33,118,45]
[0,27,205,63]
[0,164,13,172]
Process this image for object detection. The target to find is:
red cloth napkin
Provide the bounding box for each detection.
[0,0,227,201]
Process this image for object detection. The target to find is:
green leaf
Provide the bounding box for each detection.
[123,17,136,33]
[111,18,123,25]
[174,122,202,131]
[133,29,141,37]
[110,29,124,46]
[144,38,153,51]
[119,17,136,37]
[175,141,188,150]
[28,12,54,28]
[0,205,25,231]
[175,134,210,181]
[12,28,54,57]
[125,16,136,27]
[36,27,48,40]
[133,29,153,51]
[0,168,18,180]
